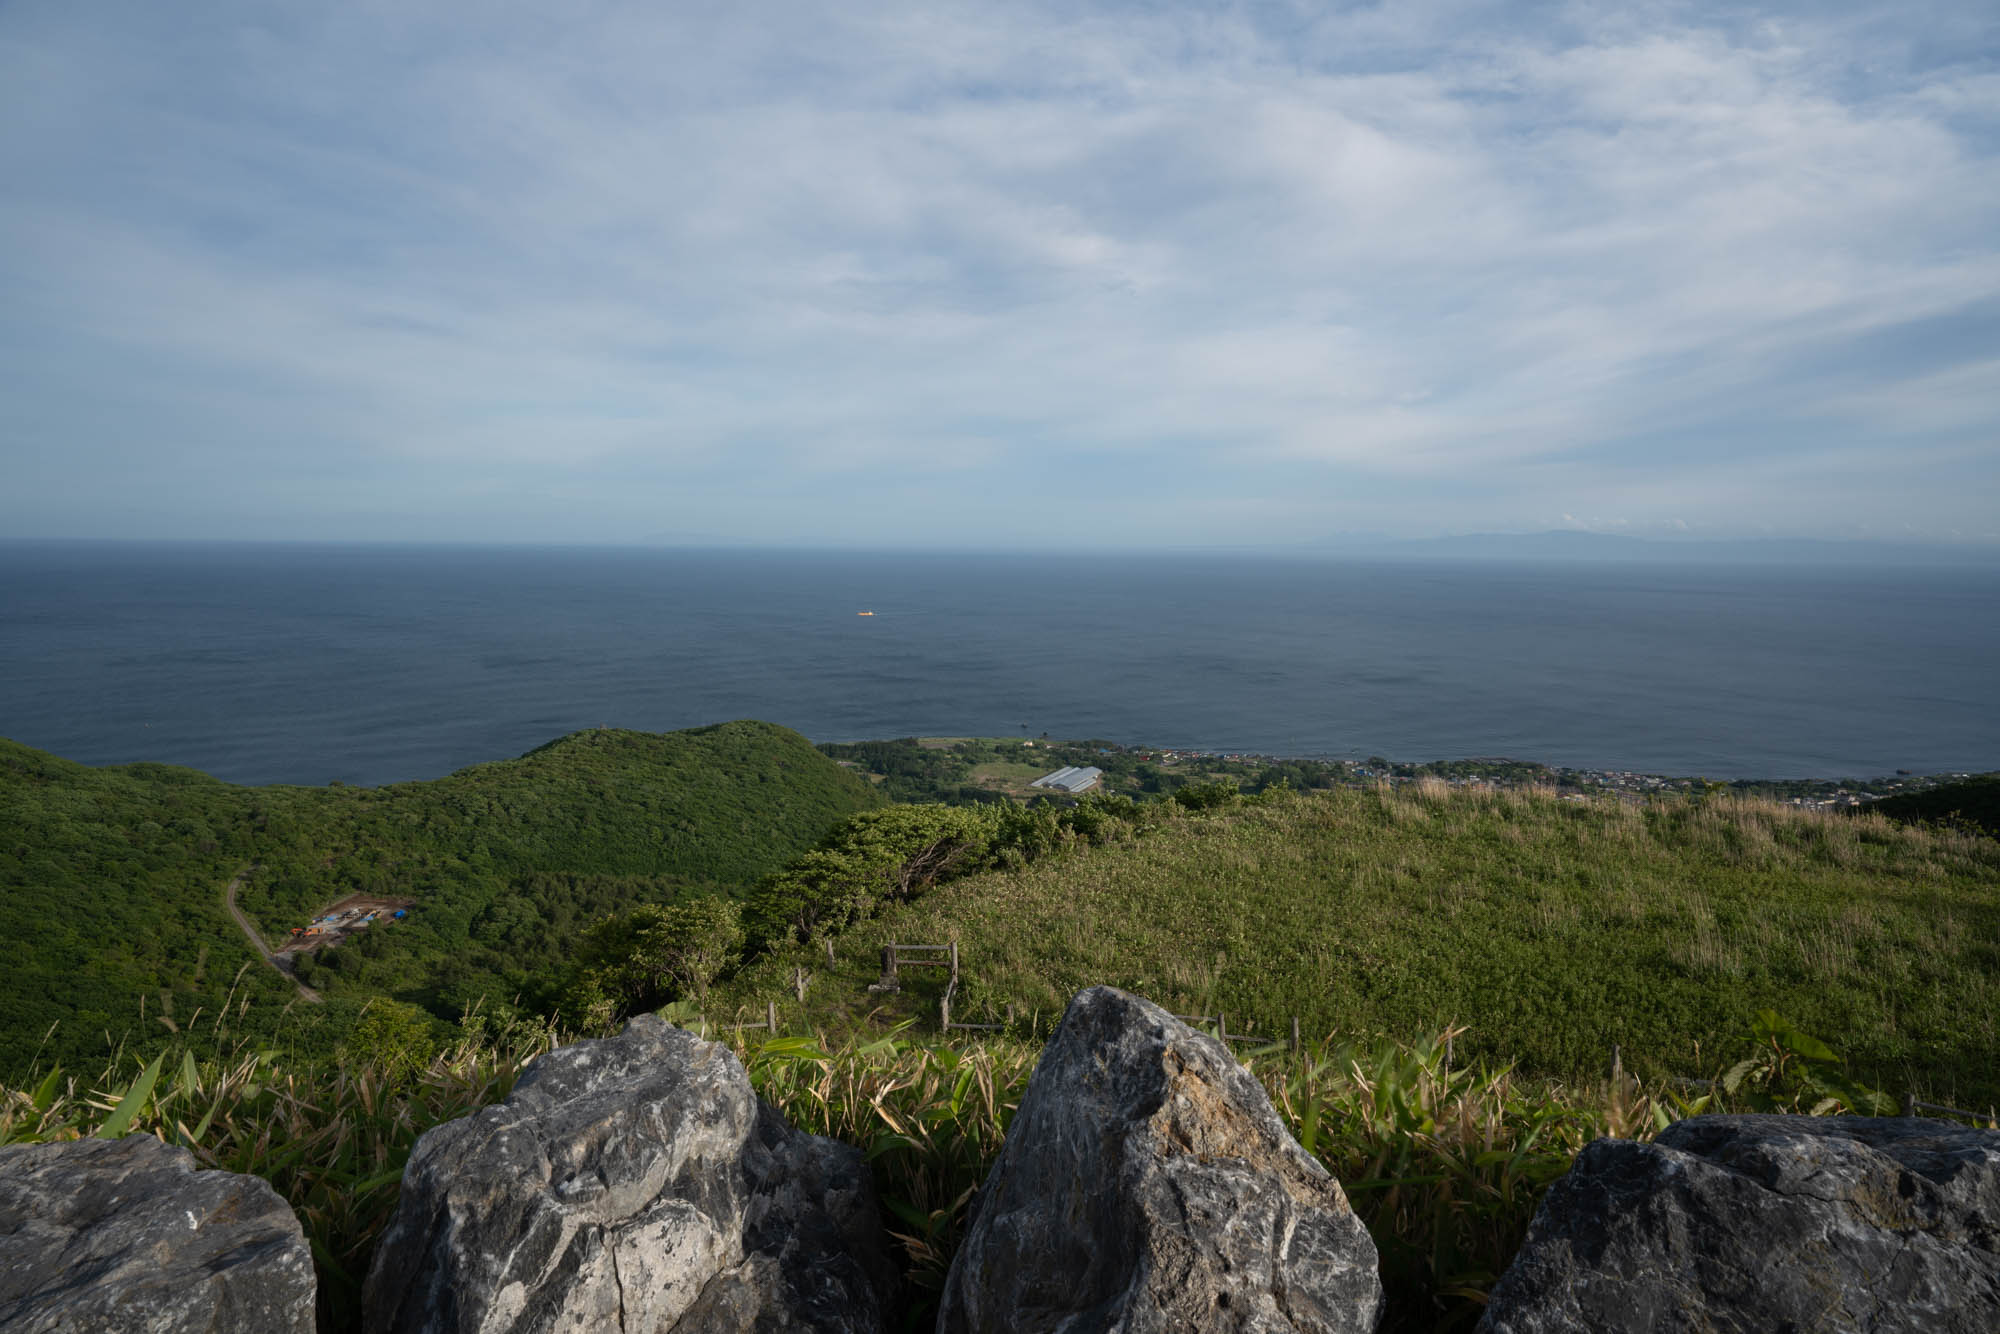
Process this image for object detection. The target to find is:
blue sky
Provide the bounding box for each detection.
[3,0,1996,547]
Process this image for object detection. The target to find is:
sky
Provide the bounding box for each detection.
[2,0,1996,548]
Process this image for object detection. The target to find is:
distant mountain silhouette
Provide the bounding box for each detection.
[1362,531,1999,565]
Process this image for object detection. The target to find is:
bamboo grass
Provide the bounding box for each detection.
[12,1008,1967,1332]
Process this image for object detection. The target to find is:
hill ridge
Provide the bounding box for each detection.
[0,720,882,1079]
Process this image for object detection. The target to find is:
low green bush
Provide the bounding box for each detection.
[559,897,746,1027]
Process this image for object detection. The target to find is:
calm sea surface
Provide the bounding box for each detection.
[2,543,1995,785]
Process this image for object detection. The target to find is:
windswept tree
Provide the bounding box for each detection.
[742,804,1003,949]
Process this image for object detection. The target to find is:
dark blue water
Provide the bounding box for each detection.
[2,542,1995,785]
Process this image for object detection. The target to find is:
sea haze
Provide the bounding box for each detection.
[1,542,1995,786]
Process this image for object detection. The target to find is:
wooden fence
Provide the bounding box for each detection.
[868,942,958,994]
[1907,1096,1995,1125]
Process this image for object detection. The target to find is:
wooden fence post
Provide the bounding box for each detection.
[767,999,778,1034]
[1291,1016,1300,1053]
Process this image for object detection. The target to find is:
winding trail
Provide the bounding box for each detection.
[224,866,323,1004]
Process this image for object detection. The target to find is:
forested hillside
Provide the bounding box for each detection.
[0,722,881,1078]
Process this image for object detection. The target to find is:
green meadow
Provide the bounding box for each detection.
[726,782,2000,1106]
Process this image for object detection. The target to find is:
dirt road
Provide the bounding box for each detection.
[224,867,323,1004]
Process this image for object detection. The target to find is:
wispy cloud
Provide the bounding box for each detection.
[2,0,1995,543]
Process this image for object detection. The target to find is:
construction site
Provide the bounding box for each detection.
[277,894,416,954]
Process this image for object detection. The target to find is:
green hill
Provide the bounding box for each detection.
[1863,775,2000,839]
[721,784,2000,1106]
[0,721,882,1079]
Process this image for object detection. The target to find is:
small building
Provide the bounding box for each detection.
[1030,765,1103,795]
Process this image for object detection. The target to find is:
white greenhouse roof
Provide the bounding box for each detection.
[1030,765,1103,793]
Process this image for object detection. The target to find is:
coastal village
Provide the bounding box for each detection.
[837,734,1965,815]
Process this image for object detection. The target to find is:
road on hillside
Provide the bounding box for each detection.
[224,867,323,1004]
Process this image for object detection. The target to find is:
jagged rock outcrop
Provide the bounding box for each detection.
[1479,1113,2000,1332]
[937,985,1383,1333]
[0,1133,316,1333]
[362,1013,897,1333]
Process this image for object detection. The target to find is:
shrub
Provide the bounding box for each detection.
[336,1000,437,1085]
[1058,791,1149,843]
[1171,779,1240,811]
[742,805,1000,948]
[561,897,746,1025]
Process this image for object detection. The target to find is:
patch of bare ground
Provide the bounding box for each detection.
[277,893,417,955]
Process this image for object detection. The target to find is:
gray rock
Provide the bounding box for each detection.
[937,985,1383,1334]
[0,1133,316,1334]
[362,1013,896,1333]
[1479,1114,2000,1333]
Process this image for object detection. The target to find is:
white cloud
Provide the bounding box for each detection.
[1,0,1996,541]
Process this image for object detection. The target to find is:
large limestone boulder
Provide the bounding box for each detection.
[1479,1114,2000,1332]
[937,985,1383,1333]
[0,1133,316,1333]
[363,1013,896,1333]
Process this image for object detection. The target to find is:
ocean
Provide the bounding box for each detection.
[2,542,1995,786]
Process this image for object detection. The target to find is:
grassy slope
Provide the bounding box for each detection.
[728,784,2000,1105]
[0,722,882,1079]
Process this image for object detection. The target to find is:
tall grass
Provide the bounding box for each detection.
[11,1010,1965,1334]
[1,1009,561,1332]
[724,786,2000,1106]
[725,1023,1712,1331]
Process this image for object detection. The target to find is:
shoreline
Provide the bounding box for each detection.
[821,734,1989,812]
[5,726,1990,803]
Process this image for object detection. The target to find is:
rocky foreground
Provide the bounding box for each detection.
[3,986,1997,1332]
[938,986,1382,1332]
[0,1133,315,1332]
[1479,1112,2000,1333]
[363,1013,897,1332]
